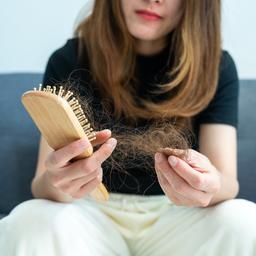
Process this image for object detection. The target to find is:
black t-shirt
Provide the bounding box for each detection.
[43,38,239,195]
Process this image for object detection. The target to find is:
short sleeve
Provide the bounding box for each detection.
[196,51,239,128]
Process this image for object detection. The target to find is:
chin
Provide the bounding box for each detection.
[129,27,160,41]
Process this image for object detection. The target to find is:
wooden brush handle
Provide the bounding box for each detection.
[22,90,109,202]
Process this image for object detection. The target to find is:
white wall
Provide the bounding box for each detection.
[222,0,256,79]
[0,0,87,74]
[0,0,255,79]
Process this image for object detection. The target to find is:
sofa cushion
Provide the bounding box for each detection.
[0,73,42,214]
[237,80,256,202]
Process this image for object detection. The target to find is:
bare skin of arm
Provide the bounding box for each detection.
[199,124,239,206]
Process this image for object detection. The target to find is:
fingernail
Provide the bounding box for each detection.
[106,138,117,148]
[168,156,177,166]
[102,129,111,134]
[155,153,164,163]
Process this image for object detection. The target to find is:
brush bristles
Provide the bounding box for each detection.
[34,84,96,142]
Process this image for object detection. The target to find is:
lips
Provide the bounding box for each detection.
[136,10,163,21]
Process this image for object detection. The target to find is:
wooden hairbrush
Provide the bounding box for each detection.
[21,84,109,202]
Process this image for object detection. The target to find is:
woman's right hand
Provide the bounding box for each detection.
[44,129,116,199]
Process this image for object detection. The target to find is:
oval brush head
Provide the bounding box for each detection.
[21,84,109,202]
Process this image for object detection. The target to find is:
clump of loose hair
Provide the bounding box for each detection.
[58,81,193,174]
[109,121,193,173]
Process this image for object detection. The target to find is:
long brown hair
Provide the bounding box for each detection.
[76,0,221,128]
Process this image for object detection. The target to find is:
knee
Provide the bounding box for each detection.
[209,199,256,237]
[6,199,82,234]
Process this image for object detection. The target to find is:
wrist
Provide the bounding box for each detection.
[208,173,239,206]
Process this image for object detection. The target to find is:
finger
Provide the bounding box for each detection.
[168,155,204,188]
[158,160,210,207]
[72,176,102,199]
[91,129,112,147]
[168,155,215,192]
[82,138,117,172]
[160,148,212,171]
[176,148,212,171]
[156,169,183,206]
[155,153,210,205]
[185,150,212,171]
[59,169,101,196]
[157,169,203,207]
[72,167,103,194]
[49,138,115,185]
[51,163,101,188]
[45,138,92,170]
[155,153,198,206]
[50,150,104,185]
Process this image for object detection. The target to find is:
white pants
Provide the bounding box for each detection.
[0,193,256,256]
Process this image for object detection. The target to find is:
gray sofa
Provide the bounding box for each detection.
[0,73,255,218]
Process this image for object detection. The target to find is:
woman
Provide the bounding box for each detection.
[0,0,256,255]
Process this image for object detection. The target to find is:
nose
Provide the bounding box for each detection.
[151,0,163,4]
[144,0,163,4]
[143,0,164,8]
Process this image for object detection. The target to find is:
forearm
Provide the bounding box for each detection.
[31,172,74,203]
[208,172,239,206]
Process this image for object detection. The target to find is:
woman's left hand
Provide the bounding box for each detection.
[155,149,221,207]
